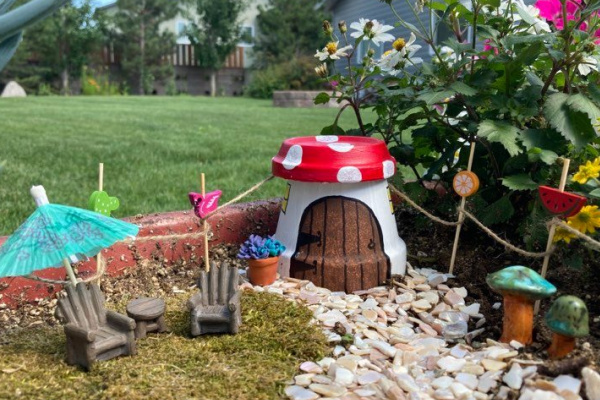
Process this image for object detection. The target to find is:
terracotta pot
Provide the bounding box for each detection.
[248,256,279,286]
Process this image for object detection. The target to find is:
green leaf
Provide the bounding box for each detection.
[515,42,543,66]
[450,82,477,97]
[417,90,456,105]
[320,124,346,136]
[390,145,415,166]
[478,0,500,7]
[478,195,515,226]
[313,92,331,105]
[501,174,538,190]
[565,93,600,122]
[504,33,553,47]
[477,120,522,156]
[525,71,544,87]
[588,83,600,105]
[521,129,566,153]
[544,93,597,149]
[469,68,497,88]
[588,188,600,199]
[429,1,447,11]
[527,148,558,165]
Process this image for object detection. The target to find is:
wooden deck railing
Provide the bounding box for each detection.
[102,44,244,69]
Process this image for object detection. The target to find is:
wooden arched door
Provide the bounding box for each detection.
[290,196,390,293]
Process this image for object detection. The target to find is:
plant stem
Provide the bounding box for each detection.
[541,62,561,97]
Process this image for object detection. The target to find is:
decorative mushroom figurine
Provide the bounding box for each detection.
[272,135,407,293]
[545,295,589,359]
[486,266,556,344]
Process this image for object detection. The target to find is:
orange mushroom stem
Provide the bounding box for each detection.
[486,266,556,345]
[545,295,589,360]
[499,294,534,344]
[547,332,576,359]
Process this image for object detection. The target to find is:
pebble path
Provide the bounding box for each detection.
[242,266,600,400]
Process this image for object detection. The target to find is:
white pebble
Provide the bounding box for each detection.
[553,375,582,395]
[583,367,600,400]
[437,356,466,372]
[455,373,478,390]
[285,385,319,400]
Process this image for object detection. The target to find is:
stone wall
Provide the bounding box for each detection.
[273,91,339,108]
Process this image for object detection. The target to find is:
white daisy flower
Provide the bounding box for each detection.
[513,0,550,33]
[314,41,353,61]
[378,33,424,75]
[402,33,423,64]
[350,18,395,46]
[578,56,598,76]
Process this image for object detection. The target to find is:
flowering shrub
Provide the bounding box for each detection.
[237,234,286,260]
[315,0,600,250]
[553,157,600,245]
[81,67,122,96]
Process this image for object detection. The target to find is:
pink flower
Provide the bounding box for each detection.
[535,0,580,30]
[330,81,339,88]
[483,39,499,55]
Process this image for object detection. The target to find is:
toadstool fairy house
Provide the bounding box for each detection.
[272,135,407,293]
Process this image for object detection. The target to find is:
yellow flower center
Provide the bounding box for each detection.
[383,50,393,57]
[577,211,591,223]
[393,38,406,51]
[326,42,338,55]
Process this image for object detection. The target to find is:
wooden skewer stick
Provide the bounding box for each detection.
[449,141,477,275]
[201,173,210,272]
[99,163,104,192]
[534,158,571,315]
[96,162,104,282]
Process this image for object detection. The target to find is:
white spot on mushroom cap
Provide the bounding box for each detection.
[282,145,303,170]
[383,160,395,178]
[337,166,362,183]
[328,143,354,152]
[315,135,339,143]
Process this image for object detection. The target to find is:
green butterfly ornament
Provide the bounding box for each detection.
[89,191,120,217]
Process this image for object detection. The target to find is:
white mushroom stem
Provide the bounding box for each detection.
[30,185,78,286]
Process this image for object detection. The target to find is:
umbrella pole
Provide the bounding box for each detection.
[62,258,78,286]
[97,163,104,282]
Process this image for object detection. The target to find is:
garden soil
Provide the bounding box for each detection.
[395,207,600,369]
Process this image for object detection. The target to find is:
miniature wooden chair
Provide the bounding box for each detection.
[56,282,137,370]
[187,262,241,336]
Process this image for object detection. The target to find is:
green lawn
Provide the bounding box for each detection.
[0,96,355,235]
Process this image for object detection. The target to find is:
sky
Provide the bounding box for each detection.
[74,0,114,7]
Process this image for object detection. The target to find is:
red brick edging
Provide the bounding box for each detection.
[0,200,281,308]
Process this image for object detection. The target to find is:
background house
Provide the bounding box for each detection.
[99,0,267,96]
[325,0,455,68]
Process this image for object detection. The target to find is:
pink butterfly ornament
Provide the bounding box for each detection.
[188,190,222,218]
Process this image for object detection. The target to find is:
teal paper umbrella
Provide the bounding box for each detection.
[0,185,139,286]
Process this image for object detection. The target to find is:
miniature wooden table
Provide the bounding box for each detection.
[126,297,167,339]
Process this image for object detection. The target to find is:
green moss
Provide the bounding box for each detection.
[0,292,329,400]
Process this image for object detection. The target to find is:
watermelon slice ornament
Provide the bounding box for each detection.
[538,186,586,218]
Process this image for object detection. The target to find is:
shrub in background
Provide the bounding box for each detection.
[81,67,121,95]
[246,55,324,99]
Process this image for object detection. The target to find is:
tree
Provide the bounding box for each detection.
[253,0,329,68]
[186,0,246,97]
[20,0,103,94]
[111,0,179,95]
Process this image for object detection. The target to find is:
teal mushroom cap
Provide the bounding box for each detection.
[486,266,557,300]
[545,296,589,338]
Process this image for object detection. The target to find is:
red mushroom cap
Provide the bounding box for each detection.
[272,136,396,183]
